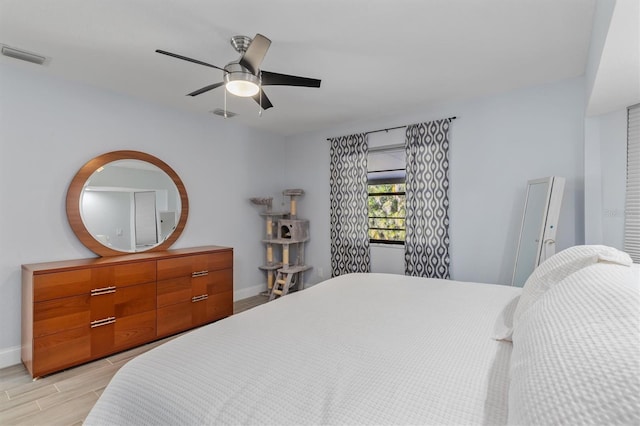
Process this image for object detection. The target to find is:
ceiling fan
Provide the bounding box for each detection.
[156,34,321,111]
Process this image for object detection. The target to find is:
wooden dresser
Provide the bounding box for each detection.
[21,245,233,378]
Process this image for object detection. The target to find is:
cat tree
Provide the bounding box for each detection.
[250,189,310,300]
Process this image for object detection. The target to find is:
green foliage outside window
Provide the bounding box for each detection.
[368,182,406,243]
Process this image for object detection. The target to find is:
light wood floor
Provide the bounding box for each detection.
[0,294,268,426]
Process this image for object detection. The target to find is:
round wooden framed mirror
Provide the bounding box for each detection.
[66,150,189,256]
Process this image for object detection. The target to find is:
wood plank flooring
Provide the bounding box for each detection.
[0,294,268,426]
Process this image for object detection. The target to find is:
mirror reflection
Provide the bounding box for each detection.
[512,181,548,287]
[80,160,181,252]
[512,176,565,287]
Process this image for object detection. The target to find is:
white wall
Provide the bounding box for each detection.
[584,109,628,248]
[82,191,133,251]
[0,62,287,366]
[370,245,405,275]
[599,110,627,248]
[283,77,586,287]
[582,0,638,249]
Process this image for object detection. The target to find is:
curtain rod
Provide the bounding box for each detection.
[326,116,457,141]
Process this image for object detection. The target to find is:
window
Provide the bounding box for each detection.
[368,181,405,244]
[624,104,640,262]
[367,145,406,244]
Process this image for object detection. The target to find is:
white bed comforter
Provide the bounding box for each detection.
[85,273,521,425]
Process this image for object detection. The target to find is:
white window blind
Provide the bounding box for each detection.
[624,104,640,262]
[367,146,406,183]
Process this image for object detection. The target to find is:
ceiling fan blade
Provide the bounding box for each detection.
[261,70,321,88]
[239,34,271,75]
[156,49,225,71]
[252,89,274,110]
[187,82,225,97]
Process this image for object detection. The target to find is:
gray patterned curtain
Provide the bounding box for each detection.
[404,120,451,278]
[329,133,371,277]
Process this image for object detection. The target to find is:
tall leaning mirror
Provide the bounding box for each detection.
[511,176,565,287]
[66,150,189,256]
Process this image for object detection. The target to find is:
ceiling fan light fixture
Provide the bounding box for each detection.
[224,71,259,97]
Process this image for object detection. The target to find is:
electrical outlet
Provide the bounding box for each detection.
[604,209,624,218]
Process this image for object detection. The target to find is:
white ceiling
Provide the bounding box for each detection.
[0,0,597,136]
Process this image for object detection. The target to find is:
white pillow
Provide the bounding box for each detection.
[508,262,640,425]
[512,245,631,328]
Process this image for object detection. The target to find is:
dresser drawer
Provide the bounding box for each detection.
[89,282,157,359]
[109,261,156,287]
[157,251,233,281]
[198,269,233,296]
[157,276,192,308]
[196,290,233,325]
[33,261,156,302]
[89,281,157,323]
[157,302,193,337]
[33,269,93,302]
[157,289,232,337]
[115,282,157,317]
[33,327,91,377]
[34,295,91,338]
[157,269,233,308]
[114,310,157,350]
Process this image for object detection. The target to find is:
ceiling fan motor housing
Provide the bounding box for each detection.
[224,61,260,96]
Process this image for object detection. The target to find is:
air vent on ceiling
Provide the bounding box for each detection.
[211,108,238,118]
[1,45,48,65]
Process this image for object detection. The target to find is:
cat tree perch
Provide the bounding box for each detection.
[250,189,311,299]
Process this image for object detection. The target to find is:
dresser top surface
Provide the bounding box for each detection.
[22,245,233,273]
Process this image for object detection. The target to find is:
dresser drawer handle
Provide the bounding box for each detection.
[192,270,209,278]
[191,294,208,303]
[91,286,116,296]
[90,317,116,328]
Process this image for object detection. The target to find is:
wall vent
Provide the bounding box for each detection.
[211,108,238,118]
[1,45,48,65]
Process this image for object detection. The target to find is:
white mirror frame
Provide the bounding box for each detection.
[511,176,565,287]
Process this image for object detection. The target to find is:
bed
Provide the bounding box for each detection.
[85,245,640,425]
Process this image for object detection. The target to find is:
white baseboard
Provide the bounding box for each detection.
[233,283,265,301]
[0,345,21,369]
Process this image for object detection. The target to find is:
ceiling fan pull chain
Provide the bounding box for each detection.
[259,72,263,117]
[224,86,228,119]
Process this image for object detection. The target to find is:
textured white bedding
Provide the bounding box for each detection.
[85,273,521,425]
[508,262,640,425]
